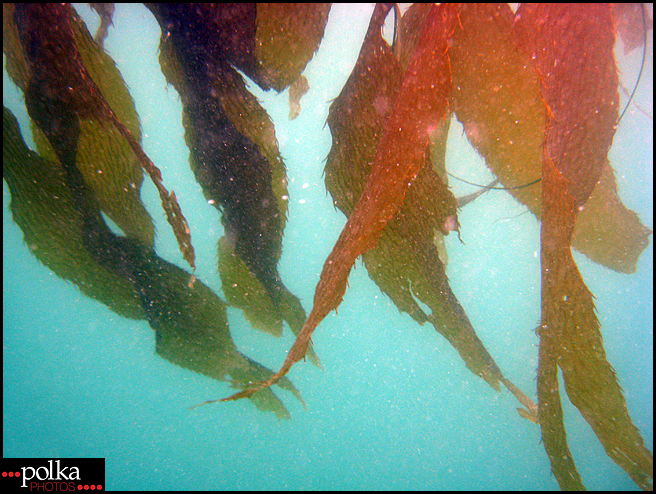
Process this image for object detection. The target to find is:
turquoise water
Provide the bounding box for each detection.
[3,4,653,490]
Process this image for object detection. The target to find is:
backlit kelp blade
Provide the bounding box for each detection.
[515,4,653,490]
[9,3,195,271]
[449,3,651,274]
[256,3,331,92]
[222,3,461,401]
[4,104,301,420]
[149,4,327,364]
[324,1,536,414]
[4,2,302,418]
[5,3,155,248]
[3,106,143,320]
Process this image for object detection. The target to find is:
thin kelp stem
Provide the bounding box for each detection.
[448,172,541,191]
[616,3,647,126]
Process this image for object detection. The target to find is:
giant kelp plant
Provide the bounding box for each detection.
[3,3,652,490]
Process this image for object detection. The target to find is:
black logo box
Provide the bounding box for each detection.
[2,458,105,489]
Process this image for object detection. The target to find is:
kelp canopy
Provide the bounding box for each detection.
[2,3,652,490]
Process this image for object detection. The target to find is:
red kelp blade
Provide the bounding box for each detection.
[450,3,651,275]
[326,2,524,402]
[223,3,458,402]
[515,4,653,490]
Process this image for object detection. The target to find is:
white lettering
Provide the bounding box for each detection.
[20,461,81,487]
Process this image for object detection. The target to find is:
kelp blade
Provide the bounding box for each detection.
[150,5,320,363]
[10,3,195,271]
[325,2,514,394]
[450,3,651,274]
[5,102,301,420]
[515,4,653,490]
[222,3,459,401]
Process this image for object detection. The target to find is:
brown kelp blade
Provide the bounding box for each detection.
[151,5,320,345]
[326,3,528,400]
[516,4,653,490]
[12,3,195,271]
[450,3,651,274]
[223,3,458,402]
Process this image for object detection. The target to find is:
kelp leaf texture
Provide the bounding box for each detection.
[150,5,311,353]
[134,245,303,420]
[256,4,331,92]
[450,3,651,274]
[516,4,653,490]
[210,69,319,354]
[218,236,285,337]
[7,2,306,419]
[3,106,144,320]
[29,10,155,247]
[4,103,300,420]
[222,2,460,401]
[325,2,514,395]
[12,3,195,271]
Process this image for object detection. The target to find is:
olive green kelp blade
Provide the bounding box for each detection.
[44,9,153,246]
[5,3,195,270]
[4,106,144,320]
[4,106,302,420]
[255,3,331,92]
[5,3,153,246]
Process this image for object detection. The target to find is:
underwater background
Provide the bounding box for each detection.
[3,4,653,490]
